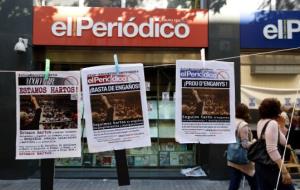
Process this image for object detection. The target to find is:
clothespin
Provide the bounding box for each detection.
[201,48,206,61]
[44,58,50,80]
[200,48,206,68]
[114,54,120,75]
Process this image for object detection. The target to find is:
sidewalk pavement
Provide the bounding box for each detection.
[1,178,299,190]
[0,179,236,190]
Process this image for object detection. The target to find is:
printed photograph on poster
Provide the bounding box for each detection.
[20,95,78,130]
[81,64,151,153]
[16,71,81,160]
[182,88,229,121]
[91,92,143,130]
[175,60,236,144]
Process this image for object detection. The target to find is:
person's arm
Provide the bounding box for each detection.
[192,89,204,115]
[100,95,114,121]
[30,96,41,129]
[265,120,292,184]
[277,115,288,136]
[192,89,201,103]
[239,124,255,149]
[31,96,40,110]
[100,95,112,109]
[274,159,292,184]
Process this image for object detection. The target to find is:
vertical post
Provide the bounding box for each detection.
[207,0,240,179]
[40,159,55,190]
[114,149,130,186]
[112,55,130,186]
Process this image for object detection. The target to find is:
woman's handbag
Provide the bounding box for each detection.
[247,120,283,165]
[227,122,249,164]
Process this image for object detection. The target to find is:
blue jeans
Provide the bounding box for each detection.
[255,163,295,190]
[228,166,258,190]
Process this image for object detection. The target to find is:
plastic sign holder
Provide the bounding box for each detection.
[44,59,50,80]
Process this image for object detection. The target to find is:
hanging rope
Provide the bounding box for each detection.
[143,46,300,68]
[275,82,300,190]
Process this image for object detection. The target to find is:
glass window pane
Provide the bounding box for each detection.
[84,0,121,7]
[83,0,201,8]
[126,0,196,9]
[34,0,79,6]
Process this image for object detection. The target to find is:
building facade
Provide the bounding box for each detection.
[8,0,299,180]
[240,1,300,152]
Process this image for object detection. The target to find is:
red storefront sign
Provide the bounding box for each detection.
[33,6,208,47]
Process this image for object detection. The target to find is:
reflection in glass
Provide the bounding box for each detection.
[34,0,199,8]
[34,0,79,6]
[126,0,194,8]
[83,0,195,8]
[84,0,121,7]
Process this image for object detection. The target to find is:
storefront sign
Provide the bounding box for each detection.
[241,11,300,48]
[33,6,208,47]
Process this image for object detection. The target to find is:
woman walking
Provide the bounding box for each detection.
[227,103,258,190]
[255,98,295,190]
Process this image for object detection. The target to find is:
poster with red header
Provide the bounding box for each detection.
[81,64,151,153]
[16,71,81,159]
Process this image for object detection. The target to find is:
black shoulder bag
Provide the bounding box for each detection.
[247,120,277,165]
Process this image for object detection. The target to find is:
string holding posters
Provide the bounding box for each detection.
[81,64,151,153]
[16,71,81,159]
[175,60,236,144]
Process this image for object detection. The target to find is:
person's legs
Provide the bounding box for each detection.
[255,163,276,190]
[228,166,243,190]
[245,173,258,190]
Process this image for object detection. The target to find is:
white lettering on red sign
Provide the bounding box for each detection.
[51,17,190,39]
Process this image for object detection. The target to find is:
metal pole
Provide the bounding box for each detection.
[40,159,55,190]
[114,149,130,186]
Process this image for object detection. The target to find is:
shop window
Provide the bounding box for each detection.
[84,0,121,7]
[84,0,200,8]
[34,0,204,8]
[34,0,79,6]
[51,64,196,168]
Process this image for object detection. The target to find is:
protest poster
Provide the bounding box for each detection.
[16,71,81,159]
[81,64,151,153]
[175,60,236,144]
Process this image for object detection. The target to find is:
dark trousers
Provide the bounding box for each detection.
[255,163,295,190]
[228,166,258,190]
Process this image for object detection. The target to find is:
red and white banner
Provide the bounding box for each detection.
[33,6,208,47]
